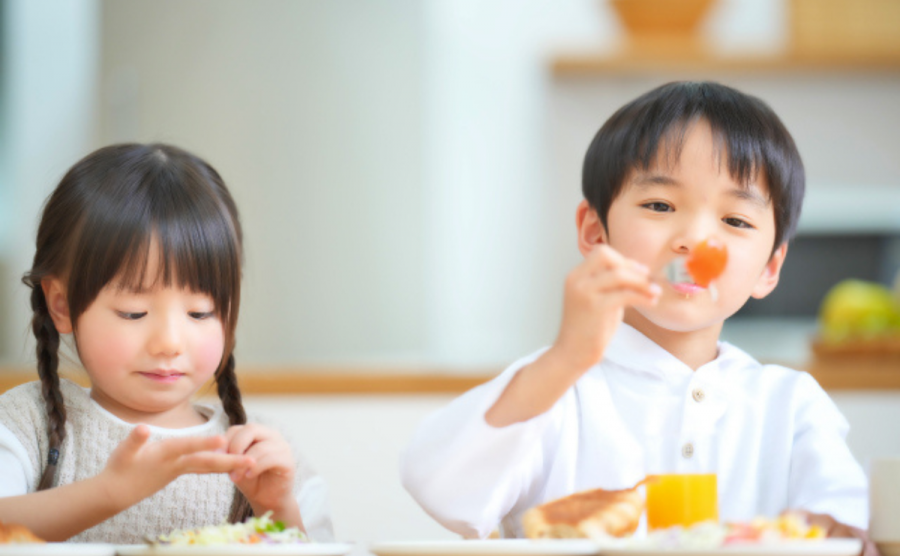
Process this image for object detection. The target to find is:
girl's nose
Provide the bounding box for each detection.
[149,317,184,357]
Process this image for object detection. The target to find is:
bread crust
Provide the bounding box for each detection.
[522,485,644,539]
[0,522,45,544]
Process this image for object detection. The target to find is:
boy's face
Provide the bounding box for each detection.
[581,119,787,336]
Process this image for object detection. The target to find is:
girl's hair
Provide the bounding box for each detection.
[22,143,253,523]
[583,81,805,252]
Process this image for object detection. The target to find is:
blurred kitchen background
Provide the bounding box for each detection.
[0,0,899,545]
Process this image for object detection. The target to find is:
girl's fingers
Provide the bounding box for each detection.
[179,452,253,474]
[159,434,227,459]
[226,425,261,454]
[118,424,151,456]
[242,444,292,478]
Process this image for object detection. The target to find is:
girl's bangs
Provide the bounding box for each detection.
[66,163,241,326]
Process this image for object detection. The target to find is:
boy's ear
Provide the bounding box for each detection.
[750,243,788,300]
[41,278,73,334]
[576,199,607,257]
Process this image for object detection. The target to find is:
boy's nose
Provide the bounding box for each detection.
[672,224,717,254]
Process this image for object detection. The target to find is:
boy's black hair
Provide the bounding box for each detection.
[582,81,805,250]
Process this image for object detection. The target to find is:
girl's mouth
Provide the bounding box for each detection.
[139,371,185,384]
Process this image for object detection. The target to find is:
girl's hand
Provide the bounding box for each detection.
[553,245,661,372]
[98,425,253,511]
[225,424,304,529]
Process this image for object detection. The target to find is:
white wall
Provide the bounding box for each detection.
[0,0,100,361]
[2,0,799,368]
[98,0,428,367]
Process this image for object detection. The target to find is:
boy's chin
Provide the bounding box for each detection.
[625,306,729,336]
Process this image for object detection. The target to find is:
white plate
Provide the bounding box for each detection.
[368,540,604,556]
[599,539,863,556]
[115,543,354,556]
[367,539,863,556]
[0,544,115,556]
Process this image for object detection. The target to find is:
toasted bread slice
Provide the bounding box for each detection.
[0,522,45,544]
[522,485,644,539]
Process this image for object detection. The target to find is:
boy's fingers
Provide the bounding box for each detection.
[584,244,629,272]
[590,267,659,297]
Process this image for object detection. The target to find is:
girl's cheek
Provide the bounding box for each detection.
[196,333,226,376]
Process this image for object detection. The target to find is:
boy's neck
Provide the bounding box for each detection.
[623,310,722,371]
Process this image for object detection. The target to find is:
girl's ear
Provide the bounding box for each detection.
[41,278,73,334]
[751,243,788,299]
[576,199,607,257]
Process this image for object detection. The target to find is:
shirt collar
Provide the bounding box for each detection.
[602,323,749,379]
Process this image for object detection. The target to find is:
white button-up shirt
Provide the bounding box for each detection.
[400,324,868,539]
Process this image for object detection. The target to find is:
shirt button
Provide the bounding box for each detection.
[692,388,705,402]
[682,443,694,459]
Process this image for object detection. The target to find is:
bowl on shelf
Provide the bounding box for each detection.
[609,0,718,37]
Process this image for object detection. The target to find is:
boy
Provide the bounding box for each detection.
[400,82,871,548]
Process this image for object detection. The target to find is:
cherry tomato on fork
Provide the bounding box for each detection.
[685,239,728,288]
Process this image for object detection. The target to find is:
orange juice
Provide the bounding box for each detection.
[646,473,718,530]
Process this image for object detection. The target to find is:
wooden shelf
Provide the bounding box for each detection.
[550,50,900,77]
[1,360,898,394]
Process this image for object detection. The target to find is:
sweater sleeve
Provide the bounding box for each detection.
[788,372,868,529]
[399,350,565,539]
[0,422,33,496]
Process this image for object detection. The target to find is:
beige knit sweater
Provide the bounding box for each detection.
[0,379,268,543]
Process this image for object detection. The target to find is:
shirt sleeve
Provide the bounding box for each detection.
[295,473,334,542]
[0,422,33,496]
[399,350,564,539]
[788,373,869,529]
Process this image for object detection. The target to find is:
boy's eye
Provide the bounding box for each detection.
[642,201,672,212]
[724,217,754,229]
[189,311,215,320]
[116,311,147,320]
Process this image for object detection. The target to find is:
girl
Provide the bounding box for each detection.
[0,144,333,543]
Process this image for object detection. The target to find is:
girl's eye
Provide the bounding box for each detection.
[642,201,673,212]
[724,217,754,229]
[189,311,215,320]
[116,311,146,320]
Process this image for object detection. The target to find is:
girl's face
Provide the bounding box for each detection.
[45,249,226,427]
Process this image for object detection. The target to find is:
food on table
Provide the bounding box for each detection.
[149,512,308,546]
[522,483,644,539]
[664,240,729,301]
[0,521,44,543]
[724,513,826,543]
[646,473,717,530]
[684,239,728,288]
[635,512,826,549]
[818,279,900,343]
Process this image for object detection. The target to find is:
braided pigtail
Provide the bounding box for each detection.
[30,285,67,490]
[218,354,253,523]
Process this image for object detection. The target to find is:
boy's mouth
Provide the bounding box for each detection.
[664,257,696,286]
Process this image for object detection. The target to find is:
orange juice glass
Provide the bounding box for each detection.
[646,473,718,530]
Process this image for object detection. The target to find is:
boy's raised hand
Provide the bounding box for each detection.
[98,425,253,511]
[225,423,304,530]
[555,245,661,371]
[486,245,660,427]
